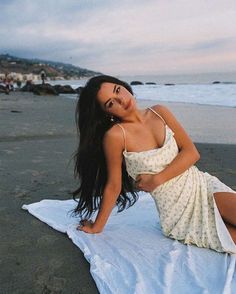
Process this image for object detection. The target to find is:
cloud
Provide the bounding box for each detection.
[0,0,236,74]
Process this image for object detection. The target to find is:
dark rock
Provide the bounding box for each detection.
[0,85,6,93]
[53,85,76,94]
[21,82,58,95]
[130,81,144,85]
[33,83,58,96]
[164,83,175,86]
[145,82,156,85]
[21,81,35,92]
[75,86,84,95]
[212,81,221,84]
[0,84,10,94]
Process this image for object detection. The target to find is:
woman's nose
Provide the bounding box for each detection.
[116,97,123,105]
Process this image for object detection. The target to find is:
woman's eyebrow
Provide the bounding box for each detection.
[113,85,117,93]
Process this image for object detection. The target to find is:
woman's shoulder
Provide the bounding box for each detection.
[149,104,169,114]
[103,124,125,149]
[149,104,174,120]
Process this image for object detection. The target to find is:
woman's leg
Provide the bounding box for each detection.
[225,223,236,243]
[214,192,236,226]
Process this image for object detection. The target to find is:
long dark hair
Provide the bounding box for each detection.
[72,75,139,219]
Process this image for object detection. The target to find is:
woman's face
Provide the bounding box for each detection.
[97,82,136,118]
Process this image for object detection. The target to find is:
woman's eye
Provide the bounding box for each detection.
[116,87,120,94]
[107,101,114,108]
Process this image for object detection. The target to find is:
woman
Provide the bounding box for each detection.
[73,75,236,253]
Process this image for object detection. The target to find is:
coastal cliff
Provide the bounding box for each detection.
[0,54,101,80]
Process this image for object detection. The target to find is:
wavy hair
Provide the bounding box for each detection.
[72,75,139,219]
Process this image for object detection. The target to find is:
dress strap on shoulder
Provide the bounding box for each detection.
[148,107,166,125]
[116,123,127,152]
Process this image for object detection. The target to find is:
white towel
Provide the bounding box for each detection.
[22,192,236,294]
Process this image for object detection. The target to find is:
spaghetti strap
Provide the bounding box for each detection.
[116,124,127,152]
[148,107,166,125]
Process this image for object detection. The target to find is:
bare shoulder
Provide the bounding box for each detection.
[150,104,182,127]
[151,104,174,121]
[150,104,195,149]
[103,124,125,152]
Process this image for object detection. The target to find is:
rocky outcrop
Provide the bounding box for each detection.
[33,84,58,95]
[75,86,84,95]
[130,81,144,85]
[0,84,6,93]
[145,82,156,85]
[20,82,82,95]
[53,85,76,94]
[21,81,35,92]
[21,82,58,95]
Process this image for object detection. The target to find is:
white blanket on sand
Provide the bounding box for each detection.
[22,192,236,294]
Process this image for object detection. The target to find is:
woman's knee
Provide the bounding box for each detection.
[214,192,236,225]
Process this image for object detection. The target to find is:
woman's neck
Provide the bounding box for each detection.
[121,108,147,124]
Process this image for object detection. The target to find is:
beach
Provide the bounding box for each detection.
[1,92,236,293]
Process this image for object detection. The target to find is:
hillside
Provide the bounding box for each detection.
[0,54,101,79]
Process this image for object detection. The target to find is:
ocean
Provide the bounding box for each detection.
[49,72,236,107]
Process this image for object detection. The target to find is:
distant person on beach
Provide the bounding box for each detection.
[73,75,236,254]
[40,70,46,84]
[16,79,22,89]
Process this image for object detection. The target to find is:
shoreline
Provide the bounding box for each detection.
[1,92,236,145]
[61,93,236,109]
[137,97,236,109]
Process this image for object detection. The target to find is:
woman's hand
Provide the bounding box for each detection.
[135,173,163,192]
[76,219,102,234]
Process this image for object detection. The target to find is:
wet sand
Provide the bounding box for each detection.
[0,92,235,293]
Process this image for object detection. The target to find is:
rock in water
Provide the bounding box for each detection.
[53,85,76,94]
[33,84,58,95]
[130,81,144,85]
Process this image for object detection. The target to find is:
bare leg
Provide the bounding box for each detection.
[214,192,236,226]
[225,223,236,243]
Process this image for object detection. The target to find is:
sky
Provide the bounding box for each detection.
[0,0,236,76]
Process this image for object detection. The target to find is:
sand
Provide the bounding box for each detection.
[0,91,235,293]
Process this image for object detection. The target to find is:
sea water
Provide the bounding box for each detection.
[49,72,236,107]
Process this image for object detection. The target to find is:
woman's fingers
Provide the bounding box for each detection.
[77,219,94,229]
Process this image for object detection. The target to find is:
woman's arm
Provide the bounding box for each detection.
[77,125,124,233]
[136,105,200,192]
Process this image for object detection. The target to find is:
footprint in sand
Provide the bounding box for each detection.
[35,268,66,293]
[14,189,31,199]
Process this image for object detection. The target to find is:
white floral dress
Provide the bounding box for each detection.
[118,107,236,253]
